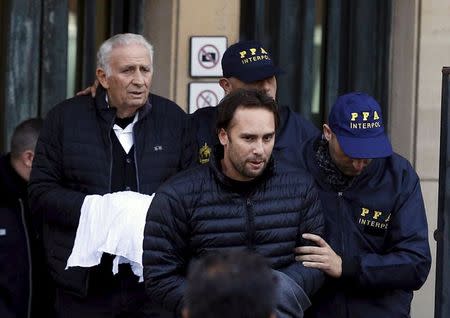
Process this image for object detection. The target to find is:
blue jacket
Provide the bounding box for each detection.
[28,87,194,297]
[292,137,431,318]
[143,147,325,314]
[190,104,319,164]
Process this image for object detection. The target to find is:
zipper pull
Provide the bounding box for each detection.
[338,192,343,197]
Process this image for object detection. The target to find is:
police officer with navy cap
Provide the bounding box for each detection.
[190,40,319,164]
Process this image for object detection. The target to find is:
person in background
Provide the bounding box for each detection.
[190,40,319,164]
[183,250,278,318]
[0,117,54,318]
[143,89,324,318]
[293,92,431,317]
[29,33,194,318]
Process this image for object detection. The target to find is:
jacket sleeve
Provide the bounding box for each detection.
[187,112,202,167]
[179,114,197,170]
[28,106,86,229]
[280,181,325,297]
[143,186,189,313]
[341,169,431,290]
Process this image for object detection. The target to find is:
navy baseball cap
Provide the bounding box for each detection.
[329,92,393,159]
[221,40,282,83]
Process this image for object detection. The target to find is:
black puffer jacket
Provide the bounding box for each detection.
[143,148,325,313]
[28,87,194,297]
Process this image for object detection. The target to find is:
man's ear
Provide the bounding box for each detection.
[22,150,34,169]
[96,68,109,89]
[181,308,189,318]
[219,78,232,95]
[218,128,228,146]
[323,124,332,142]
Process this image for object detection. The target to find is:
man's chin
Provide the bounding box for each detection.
[346,170,362,177]
[244,166,266,179]
[127,99,148,108]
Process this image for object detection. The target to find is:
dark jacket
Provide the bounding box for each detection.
[143,147,325,314]
[294,137,431,318]
[190,104,319,164]
[28,88,194,297]
[0,154,54,318]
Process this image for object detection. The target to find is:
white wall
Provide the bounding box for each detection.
[399,0,450,316]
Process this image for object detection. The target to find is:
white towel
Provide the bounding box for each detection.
[66,191,154,282]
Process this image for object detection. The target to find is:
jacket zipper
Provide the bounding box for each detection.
[19,199,32,318]
[108,118,115,192]
[132,124,140,192]
[337,191,349,317]
[245,198,256,250]
[337,192,345,257]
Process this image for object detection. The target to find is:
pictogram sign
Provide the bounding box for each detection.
[188,82,225,113]
[190,36,227,77]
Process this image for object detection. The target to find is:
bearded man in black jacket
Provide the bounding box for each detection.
[143,89,324,318]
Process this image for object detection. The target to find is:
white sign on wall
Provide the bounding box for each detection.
[188,82,225,113]
[190,36,227,77]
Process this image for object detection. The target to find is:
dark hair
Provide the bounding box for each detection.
[185,250,277,318]
[216,89,279,132]
[10,117,43,159]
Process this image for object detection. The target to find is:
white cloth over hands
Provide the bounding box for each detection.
[66,191,153,282]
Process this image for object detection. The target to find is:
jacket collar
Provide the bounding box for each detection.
[303,136,383,192]
[94,86,153,124]
[0,154,27,201]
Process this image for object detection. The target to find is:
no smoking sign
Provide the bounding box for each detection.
[188,82,225,113]
[190,36,227,77]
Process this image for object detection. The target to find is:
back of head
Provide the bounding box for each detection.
[10,117,43,159]
[221,40,281,83]
[216,88,279,132]
[96,33,154,75]
[185,250,277,318]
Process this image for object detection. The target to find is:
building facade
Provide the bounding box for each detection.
[1,0,449,316]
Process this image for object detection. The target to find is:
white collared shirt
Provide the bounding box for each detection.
[112,114,138,154]
[106,95,138,154]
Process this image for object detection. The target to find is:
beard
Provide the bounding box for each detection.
[230,155,267,180]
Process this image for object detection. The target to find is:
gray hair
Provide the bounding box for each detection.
[10,117,43,159]
[96,33,154,76]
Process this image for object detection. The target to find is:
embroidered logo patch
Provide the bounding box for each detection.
[199,143,212,164]
[357,207,391,236]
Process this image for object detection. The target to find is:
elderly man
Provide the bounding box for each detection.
[29,33,193,317]
[190,40,319,164]
[143,89,324,318]
[292,92,431,317]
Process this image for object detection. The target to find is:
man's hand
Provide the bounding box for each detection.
[76,80,99,97]
[295,233,342,278]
